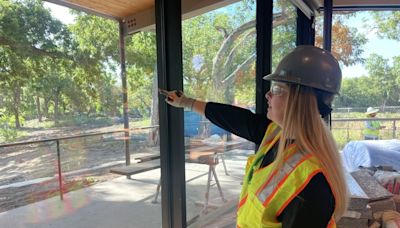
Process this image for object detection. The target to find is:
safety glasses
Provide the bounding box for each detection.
[269,83,288,96]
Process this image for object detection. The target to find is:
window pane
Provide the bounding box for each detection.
[315,11,400,149]
[315,11,400,177]
[182,1,256,226]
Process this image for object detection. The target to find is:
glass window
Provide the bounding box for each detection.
[182,1,297,226]
[0,2,163,227]
[316,11,400,149]
[182,1,256,226]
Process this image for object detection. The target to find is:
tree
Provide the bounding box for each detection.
[370,11,400,105]
[206,2,366,104]
[0,0,72,127]
[335,76,380,108]
[61,13,128,120]
[365,54,399,107]
[372,11,400,41]
[125,32,157,118]
[315,18,367,66]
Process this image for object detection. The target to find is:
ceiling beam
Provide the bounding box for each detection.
[320,0,400,11]
[290,0,322,19]
[332,0,400,7]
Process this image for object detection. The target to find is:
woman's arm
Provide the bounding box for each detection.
[191,99,207,115]
[159,89,270,144]
[205,102,270,144]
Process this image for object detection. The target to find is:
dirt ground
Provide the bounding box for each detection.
[0,124,157,213]
[0,123,251,213]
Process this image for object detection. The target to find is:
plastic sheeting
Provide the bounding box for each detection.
[342,140,400,172]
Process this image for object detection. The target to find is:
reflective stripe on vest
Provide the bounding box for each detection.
[237,122,336,228]
[240,123,281,201]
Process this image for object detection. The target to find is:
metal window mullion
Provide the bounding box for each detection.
[296,9,315,46]
[323,0,333,51]
[255,0,273,115]
[255,0,273,152]
[323,0,333,127]
[155,0,186,227]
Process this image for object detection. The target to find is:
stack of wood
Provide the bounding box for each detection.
[338,169,400,228]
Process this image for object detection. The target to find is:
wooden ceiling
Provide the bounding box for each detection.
[45,0,400,21]
[45,0,241,35]
[45,0,400,34]
[45,0,154,20]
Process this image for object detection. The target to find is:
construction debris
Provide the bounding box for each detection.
[338,169,400,228]
[351,170,393,201]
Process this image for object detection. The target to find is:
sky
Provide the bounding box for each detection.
[43,2,75,24]
[43,2,400,79]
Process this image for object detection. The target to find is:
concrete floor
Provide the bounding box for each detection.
[0,149,251,228]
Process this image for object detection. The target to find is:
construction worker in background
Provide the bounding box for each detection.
[363,107,385,140]
[160,45,348,227]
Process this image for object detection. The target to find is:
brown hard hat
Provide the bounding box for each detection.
[263,45,342,94]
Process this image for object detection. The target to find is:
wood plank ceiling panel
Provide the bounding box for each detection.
[55,0,154,19]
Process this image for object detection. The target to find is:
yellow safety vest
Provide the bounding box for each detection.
[237,122,336,228]
[363,120,381,138]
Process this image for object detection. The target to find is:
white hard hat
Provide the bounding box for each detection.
[365,107,379,115]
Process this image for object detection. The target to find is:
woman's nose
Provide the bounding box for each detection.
[265,91,272,100]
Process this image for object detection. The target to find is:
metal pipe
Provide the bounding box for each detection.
[119,21,130,166]
[0,126,159,148]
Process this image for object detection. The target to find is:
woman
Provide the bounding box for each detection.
[160,45,348,227]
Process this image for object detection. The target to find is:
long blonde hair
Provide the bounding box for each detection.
[273,83,348,220]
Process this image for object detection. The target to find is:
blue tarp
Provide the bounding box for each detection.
[342,140,400,172]
[184,111,226,137]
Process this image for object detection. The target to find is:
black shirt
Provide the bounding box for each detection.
[205,102,335,228]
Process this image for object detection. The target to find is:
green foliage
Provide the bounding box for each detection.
[1,0,399,141]
[130,118,151,128]
[126,32,156,69]
[235,75,255,106]
[372,11,400,41]
[365,53,398,105]
[127,66,152,118]
[69,14,119,62]
[335,52,400,108]
[0,0,71,58]
[335,77,379,107]
[182,14,223,99]
[55,115,113,127]
[0,0,73,127]
[125,32,157,118]
[0,114,22,141]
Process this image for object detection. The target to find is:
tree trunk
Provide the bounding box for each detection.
[36,96,42,122]
[54,89,60,125]
[44,97,50,118]
[62,100,66,115]
[150,64,159,145]
[210,14,287,103]
[12,86,21,128]
[211,20,256,102]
